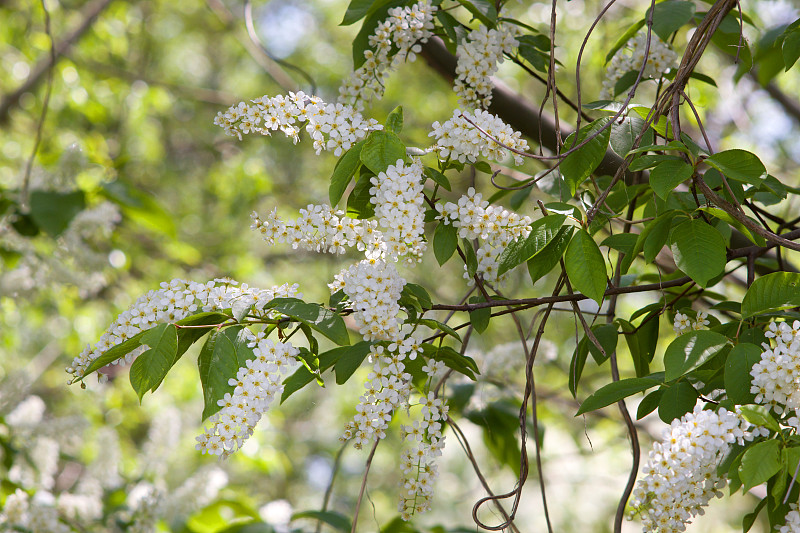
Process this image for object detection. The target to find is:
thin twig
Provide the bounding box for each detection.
[351,438,380,533]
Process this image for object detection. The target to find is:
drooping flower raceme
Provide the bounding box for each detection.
[195,336,299,457]
[630,406,751,533]
[66,278,300,380]
[329,258,407,341]
[214,91,382,155]
[430,109,529,165]
[751,320,800,413]
[600,32,678,100]
[779,504,800,533]
[435,187,532,284]
[370,159,427,262]
[338,1,437,110]
[454,25,518,110]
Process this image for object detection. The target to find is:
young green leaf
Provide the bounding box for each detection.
[724,343,761,404]
[669,219,727,288]
[360,130,406,174]
[197,326,255,420]
[741,272,800,319]
[433,222,458,266]
[697,206,766,247]
[468,296,491,334]
[527,226,573,285]
[424,166,451,191]
[637,388,664,419]
[560,118,612,196]
[739,405,782,432]
[739,440,781,491]
[129,323,178,402]
[576,375,662,415]
[82,331,147,377]
[647,1,696,40]
[333,341,374,385]
[663,330,729,381]
[657,381,698,422]
[565,229,608,305]
[267,298,350,346]
[497,214,566,276]
[329,140,365,205]
[386,106,403,133]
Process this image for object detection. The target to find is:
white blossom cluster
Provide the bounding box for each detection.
[454,25,518,109]
[338,1,437,110]
[252,205,384,257]
[214,91,382,155]
[370,160,427,262]
[779,504,800,533]
[630,406,751,533]
[430,109,529,166]
[252,161,426,263]
[195,336,300,457]
[600,32,678,100]
[329,259,407,341]
[67,278,300,380]
[341,343,415,449]
[751,320,800,413]
[398,391,448,520]
[435,187,532,284]
[672,311,710,335]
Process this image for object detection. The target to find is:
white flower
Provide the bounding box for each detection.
[751,320,800,413]
[454,25,518,109]
[600,32,678,100]
[429,109,529,166]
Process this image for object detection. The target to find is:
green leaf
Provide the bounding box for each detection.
[129,323,178,402]
[462,238,478,278]
[648,1,696,41]
[340,0,377,25]
[527,227,573,285]
[424,166,451,191]
[497,214,566,276]
[465,401,521,472]
[351,0,407,68]
[197,326,255,420]
[423,344,480,380]
[643,212,677,263]
[281,366,315,403]
[669,219,727,288]
[724,343,761,404]
[740,440,781,491]
[517,34,549,72]
[360,130,406,174]
[576,375,662,415]
[657,381,698,422]
[404,283,432,310]
[29,190,85,237]
[459,0,497,26]
[82,330,147,377]
[637,388,664,419]
[698,206,766,246]
[433,222,458,266]
[346,171,376,219]
[783,28,800,70]
[741,272,800,319]
[587,324,618,364]
[743,498,768,532]
[704,149,767,186]
[610,116,653,157]
[292,511,351,532]
[621,316,659,378]
[468,296,491,334]
[650,159,694,199]
[386,106,403,133]
[565,229,608,305]
[267,298,350,346]
[629,154,683,172]
[561,118,612,195]
[663,330,729,381]
[333,341,374,385]
[740,405,781,433]
[569,337,590,398]
[417,319,461,342]
[329,140,365,205]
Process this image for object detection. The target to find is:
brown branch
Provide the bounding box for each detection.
[0,0,114,124]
